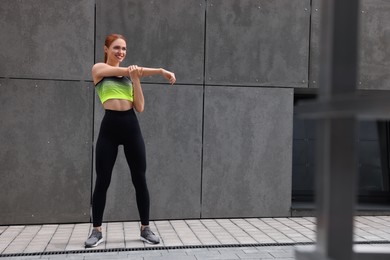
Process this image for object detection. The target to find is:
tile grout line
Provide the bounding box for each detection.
[0,226,25,254]
[230,218,264,244]
[190,219,221,245]
[184,220,206,245]
[65,224,76,251]
[153,220,166,247]
[273,218,314,242]
[168,220,187,246]
[242,218,279,244]
[200,219,223,245]
[23,225,46,253]
[42,224,60,253]
[247,218,279,243]
[214,219,240,244]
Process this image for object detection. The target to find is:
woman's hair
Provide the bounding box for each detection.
[104,34,127,63]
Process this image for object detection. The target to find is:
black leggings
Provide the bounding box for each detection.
[92,109,150,227]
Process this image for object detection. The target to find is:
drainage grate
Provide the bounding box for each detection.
[1,241,389,258]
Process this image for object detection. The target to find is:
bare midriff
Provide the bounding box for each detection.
[103,99,133,111]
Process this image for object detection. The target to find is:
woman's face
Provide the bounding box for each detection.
[105,38,127,63]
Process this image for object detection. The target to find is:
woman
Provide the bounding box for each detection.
[85,34,176,248]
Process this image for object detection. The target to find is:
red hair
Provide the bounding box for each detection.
[104,34,127,63]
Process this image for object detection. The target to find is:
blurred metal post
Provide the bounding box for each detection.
[295,0,390,259]
[297,0,359,259]
[315,0,359,259]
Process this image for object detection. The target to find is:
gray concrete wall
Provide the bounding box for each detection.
[0,79,93,224]
[202,87,293,218]
[309,0,390,89]
[96,0,205,84]
[0,0,388,225]
[0,0,95,225]
[0,0,94,80]
[205,0,310,87]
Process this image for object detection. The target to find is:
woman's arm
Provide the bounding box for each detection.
[92,63,129,84]
[139,67,176,85]
[92,64,176,85]
[129,65,145,113]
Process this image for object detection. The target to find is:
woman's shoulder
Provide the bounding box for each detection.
[92,62,107,70]
[92,63,109,84]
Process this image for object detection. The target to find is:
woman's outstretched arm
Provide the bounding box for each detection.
[139,67,176,85]
[92,63,176,85]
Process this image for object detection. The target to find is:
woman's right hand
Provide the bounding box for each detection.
[162,69,176,85]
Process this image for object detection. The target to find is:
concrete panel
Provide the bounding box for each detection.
[96,0,204,84]
[202,86,293,218]
[307,0,321,89]
[0,79,94,225]
[93,84,203,221]
[359,1,390,90]
[309,0,390,89]
[0,0,94,80]
[205,0,310,87]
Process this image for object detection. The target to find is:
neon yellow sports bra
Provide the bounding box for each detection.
[95,76,134,104]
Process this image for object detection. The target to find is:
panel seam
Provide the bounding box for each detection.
[200,0,208,219]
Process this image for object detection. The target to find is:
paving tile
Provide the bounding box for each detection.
[10,256,48,260]
[0,226,26,254]
[45,225,73,252]
[192,250,222,257]
[47,254,84,259]
[144,255,197,260]
[0,226,8,234]
[126,250,163,257]
[236,251,273,259]
[24,226,59,254]
[106,222,125,249]
[269,250,294,258]
[161,249,189,256]
[123,221,144,248]
[83,252,123,259]
[195,252,240,260]
[170,220,201,245]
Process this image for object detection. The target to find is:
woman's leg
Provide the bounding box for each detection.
[123,124,150,226]
[120,109,159,244]
[123,124,160,244]
[85,114,119,248]
[92,122,118,228]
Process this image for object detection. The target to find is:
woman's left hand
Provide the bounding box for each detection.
[162,69,176,85]
[128,65,140,81]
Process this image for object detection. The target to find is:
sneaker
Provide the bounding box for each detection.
[140,226,160,244]
[85,229,103,248]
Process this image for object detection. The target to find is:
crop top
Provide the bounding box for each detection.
[95,76,134,104]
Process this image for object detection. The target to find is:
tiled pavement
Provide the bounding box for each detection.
[0,216,390,259]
